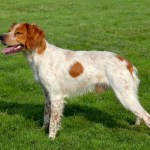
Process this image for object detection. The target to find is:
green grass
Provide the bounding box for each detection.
[0,0,150,149]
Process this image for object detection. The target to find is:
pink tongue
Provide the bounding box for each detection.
[1,46,16,55]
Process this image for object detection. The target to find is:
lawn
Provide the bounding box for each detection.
[0,0,150,149]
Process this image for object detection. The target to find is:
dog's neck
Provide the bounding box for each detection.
[36,38,46,54]
[23,39,47,64]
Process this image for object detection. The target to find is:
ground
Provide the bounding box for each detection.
[0,0,150,149]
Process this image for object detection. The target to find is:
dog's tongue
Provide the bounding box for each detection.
[1,45,22,55]
[2,46,15,54]
[1,46,17,55]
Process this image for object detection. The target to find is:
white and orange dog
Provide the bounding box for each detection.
[0,23,150,139]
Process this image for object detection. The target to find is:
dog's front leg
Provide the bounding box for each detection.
[49,98,64,139]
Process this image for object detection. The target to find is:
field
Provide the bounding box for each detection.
[0,0,150,149]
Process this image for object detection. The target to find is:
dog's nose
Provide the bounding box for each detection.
[0,35,5,41]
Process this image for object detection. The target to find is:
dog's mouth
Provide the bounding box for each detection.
[1,44,24,55]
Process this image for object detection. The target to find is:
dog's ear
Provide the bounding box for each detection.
[24,23,45,50]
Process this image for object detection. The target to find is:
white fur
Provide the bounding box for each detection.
[25,41,150,139]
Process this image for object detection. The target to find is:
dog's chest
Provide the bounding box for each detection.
[26,52,42,82]
[27,53,55,88]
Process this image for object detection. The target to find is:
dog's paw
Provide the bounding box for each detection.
[135,117,142,125]
[48,134,56,140]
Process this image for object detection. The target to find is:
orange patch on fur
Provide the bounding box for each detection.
[116,55,125,61]
[15,24,28,44]
[69,62,84,78]
[127,63,134,76]
[24,23,46,54]
[116,55,134,76]
[37,39,46,54]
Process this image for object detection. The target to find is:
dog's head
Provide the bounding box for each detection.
[0,22,46,55]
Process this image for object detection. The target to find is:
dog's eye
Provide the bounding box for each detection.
[15,32,22,35]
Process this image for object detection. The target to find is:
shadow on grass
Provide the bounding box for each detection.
[64,103,121,128]
[0,101,44,125]
[0,100,123,128]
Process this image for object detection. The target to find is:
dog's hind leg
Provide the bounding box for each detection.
[106,66,150,128]
[43,98,51,129]
[41,87,51,129]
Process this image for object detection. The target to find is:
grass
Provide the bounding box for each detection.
[0,0,150,149]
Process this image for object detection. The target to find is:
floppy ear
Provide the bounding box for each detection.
[24,23,45,50]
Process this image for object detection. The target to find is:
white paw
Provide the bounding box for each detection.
[48,134,56,140]
[135,117,142,125]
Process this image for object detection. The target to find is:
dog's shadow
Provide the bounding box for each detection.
[64,103,121,128]
[0,100,122,128]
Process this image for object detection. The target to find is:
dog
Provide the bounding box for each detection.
[0,22,150,139]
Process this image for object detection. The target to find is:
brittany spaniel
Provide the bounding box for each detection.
[0,23,150,139]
